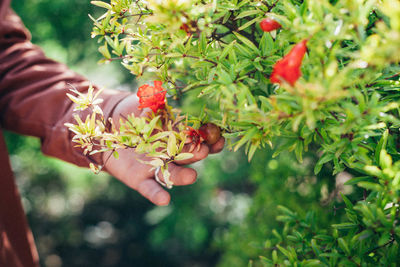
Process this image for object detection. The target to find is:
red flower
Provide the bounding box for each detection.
[137,81,167,113]
[260,18,281,32]
[185,126,207,152]
[270,39,308,86]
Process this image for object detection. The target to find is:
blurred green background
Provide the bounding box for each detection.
[6,1,346,266]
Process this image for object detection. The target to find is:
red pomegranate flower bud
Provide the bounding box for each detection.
[180,23,191,36]
[137,81,167,113]
[260,18,281,32]
[270,39,308,86]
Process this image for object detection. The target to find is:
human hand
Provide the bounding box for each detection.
[103,94,225,206]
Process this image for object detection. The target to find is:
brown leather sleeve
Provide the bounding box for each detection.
[0,4,131,167]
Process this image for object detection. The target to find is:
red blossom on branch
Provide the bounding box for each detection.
[270,39,308,86]
[137,81,167,112]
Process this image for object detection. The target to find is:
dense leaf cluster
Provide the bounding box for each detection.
[88,0,400,265]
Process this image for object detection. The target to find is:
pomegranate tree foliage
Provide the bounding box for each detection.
[90,0,400,265]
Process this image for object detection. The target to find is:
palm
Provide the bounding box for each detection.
[103,94,224,205]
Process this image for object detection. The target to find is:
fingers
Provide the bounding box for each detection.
[174,143,210,165]
[157,163,198,186]
[137,179,171,206]
[135,164,197,206]
[209,136,225,154]
[174,136,225,166]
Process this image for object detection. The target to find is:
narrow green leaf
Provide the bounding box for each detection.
[98,43,111,59]
[340,193,353,209]
[234,128,258,152]
[199,32,207,54]
[358,181,382,191]
[344,176,373,185]
[235,9,262,20]
[233,32,259,54]
[338,238,350,255]
[91,1,112,9]
[220,41,235,60]
[331,223,357,230]
[379,149,392,169]
[314,153,334,174]
[167,133,177,157]
[237,17,259,31]
[175,153,194,161]
[258,256,272,264]
[375,129,388,164]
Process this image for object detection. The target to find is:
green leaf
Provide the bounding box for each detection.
[314,235,334,242]
[147,131,171,142]
[272,229,282,242]
[217,68,233,84]
[247,143,258,161]
[363,165,383,178]
[167,133,177,157]
[199,32,207,54]
[340,193,353,209]
[104,35,115,49]
[237,0,251,8]
[259,33,274,57]
[379,149,392,169]
[378,232,391,246]
[149,158,164,167]
[303,260,322,267]
[295,141,303,163]
[234,128,258,152]
[98,43,111,59]
[234,43,253,58]
[276,245,291,258]
[358,181,382,191]
[235,9,262,20]
[237,17,259,31]
[220,41,235,60]
[344,176,373,185]
[310,239,321,256]
[331,223,357,230]
[258,256,272,264]
[375,129,388,164]
[233,32,259,54]
[143,115,160,139]
[91,1,112,9]
[277,205,295,216]
[338,238,350,255]
[272,139,296,158]
[175,153,194,161]
[314,153,334,174]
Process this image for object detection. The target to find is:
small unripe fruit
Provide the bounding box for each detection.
[199,123,221,145]
[260,18,281,32]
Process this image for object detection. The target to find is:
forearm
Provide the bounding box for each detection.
[0,7,131,167]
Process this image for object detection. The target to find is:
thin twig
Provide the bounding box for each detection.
[365,236,395,255]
